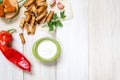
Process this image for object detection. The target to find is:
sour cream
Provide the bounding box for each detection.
[32,37,61,62]
[37,40,57,59]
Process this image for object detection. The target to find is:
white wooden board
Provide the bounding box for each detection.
[89,0,120,80]
[3,0,120,80]
[0,0,88,80]
[56,0,88,79]
[2,0,120,80]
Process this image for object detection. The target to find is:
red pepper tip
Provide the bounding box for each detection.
[25,64,31,72]
[27,67,31,72]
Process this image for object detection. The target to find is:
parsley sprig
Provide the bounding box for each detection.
[60,10,66,19]
[47,10,66,31]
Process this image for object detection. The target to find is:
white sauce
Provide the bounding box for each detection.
[37,40,57,59]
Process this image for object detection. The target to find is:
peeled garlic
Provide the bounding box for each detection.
[57,2,64,10]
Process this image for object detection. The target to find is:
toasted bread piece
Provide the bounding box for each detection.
[37,6,47,15]
[24,11,34,16]
[3,0,16,13]
[19,33,25,44]
[25,14,32,23]
[32,5,37,13]
[24,23,31,34]
[31,24,36,34]
[37,1,47,7]
[36,0,46,5]
[36,0,46,2]
[4,6,16,13]
[3,0,11,7]
[46,11,54,22]
[5,0,18,19]
[36,11,47,24]
[30,15,36,27]
[24,0,35,7]
[26,3,35,12]
[0,4,4,17]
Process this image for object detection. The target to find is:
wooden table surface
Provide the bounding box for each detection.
[0,0,120,80]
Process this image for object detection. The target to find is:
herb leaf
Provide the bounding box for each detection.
[55,20,63,27]
[47,11,66,31]
[60,10,66,19]
[52,13,58,20]
[48,22,54,31]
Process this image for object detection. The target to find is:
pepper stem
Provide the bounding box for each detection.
[7,29,16,33]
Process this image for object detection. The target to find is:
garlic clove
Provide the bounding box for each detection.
[57,2,64,10]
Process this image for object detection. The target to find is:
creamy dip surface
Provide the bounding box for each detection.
[37,40,57,59]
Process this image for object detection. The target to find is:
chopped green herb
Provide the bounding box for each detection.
[52,13,59,20]
[60,10,66,19]
[48,22,54,31]
[55,20,63,27]
[47,11,66,31]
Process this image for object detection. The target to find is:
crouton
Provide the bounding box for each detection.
[4,6,16,13]
[24,23,31,34]
[0,4,4,17]
[25,14,32,23]
[36,11,47,24]
[24,11,34,16]
[24,0,35,7]
[37,2,47,7]
[30,16,36,27]
[3,0,11,7]
[19,33,25,44]
[31,24,36,34]
[46,11,54,22]
[37,6,47,15]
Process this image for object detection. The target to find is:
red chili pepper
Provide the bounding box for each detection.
[0,30,31,72]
